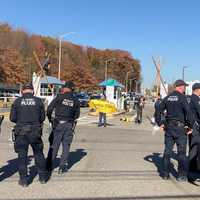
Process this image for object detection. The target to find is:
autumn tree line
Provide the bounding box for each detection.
[0,23,141,90]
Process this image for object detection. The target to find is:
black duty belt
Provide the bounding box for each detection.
[58,120,73,124]
[166,120,184,127]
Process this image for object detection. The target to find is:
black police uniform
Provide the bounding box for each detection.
[188,84,200,174]
[155,89,194,179]
[47,86,80,172]
[10,88,47,185]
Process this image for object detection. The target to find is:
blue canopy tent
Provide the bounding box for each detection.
[40,76,64,85]
[99,79,124,88]
[98,79,124,110]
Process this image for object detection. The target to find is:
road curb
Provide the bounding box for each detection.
[88,111,125,117]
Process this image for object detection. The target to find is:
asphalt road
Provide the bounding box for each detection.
[0,105,200,200]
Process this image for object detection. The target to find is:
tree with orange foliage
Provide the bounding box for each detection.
[0,48,27,84]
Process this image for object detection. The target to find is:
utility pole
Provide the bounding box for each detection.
[126,71,130,93]
[182,66,187,81]
[152,56,167,96]
[105,58,115,80]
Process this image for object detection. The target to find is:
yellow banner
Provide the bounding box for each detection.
[89,99,117,114]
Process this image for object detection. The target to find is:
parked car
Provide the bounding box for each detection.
[90,94,102,100]
[77,93,90,107]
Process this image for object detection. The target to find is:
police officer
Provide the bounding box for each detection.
[98,93,107,127]
[0,115,4,134]
[154,94,162,112]
[10,83,47,187]
[188,83,200,179]
[155,80,194,181]
[135,96,144,124]
[47,81,80,174]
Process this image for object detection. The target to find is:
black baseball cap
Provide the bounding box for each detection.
[174,79,188,87]
[192,83,200,91]
[22,83,34,90]
[63,81,75,89]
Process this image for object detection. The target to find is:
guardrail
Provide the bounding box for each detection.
[0,97,16,108]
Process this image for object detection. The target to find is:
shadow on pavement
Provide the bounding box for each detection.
[49,148,87,171]
[91,122,116,127]
[0,149,87,182]
[144,152,178,178]
[68,148,87,170]
[0,156,33,182]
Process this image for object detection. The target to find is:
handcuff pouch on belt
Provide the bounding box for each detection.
[13,125,42,137]
[166,120,185,128]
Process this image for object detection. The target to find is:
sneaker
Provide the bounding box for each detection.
[18,178,28,187]
[177,176,188,182]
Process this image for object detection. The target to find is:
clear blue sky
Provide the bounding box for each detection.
[1,0,200,87]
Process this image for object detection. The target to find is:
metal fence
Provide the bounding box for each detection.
[0,97,16,108]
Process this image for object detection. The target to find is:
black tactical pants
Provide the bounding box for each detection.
[188,125,200,173]
[51,122,73,168]
[14,128,46,180]
[163,125,187,177]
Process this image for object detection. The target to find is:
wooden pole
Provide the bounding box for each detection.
[152,56,167,95]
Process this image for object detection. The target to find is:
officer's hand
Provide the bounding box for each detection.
[160,124,165,131]
[187,129,193,135]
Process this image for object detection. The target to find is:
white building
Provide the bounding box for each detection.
[160,82,168,98]
[186,80,200,95]
[99,79,124,110]
[32,72,64,105]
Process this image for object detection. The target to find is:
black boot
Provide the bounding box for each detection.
[18,177,28,187]
[39,170,50,184]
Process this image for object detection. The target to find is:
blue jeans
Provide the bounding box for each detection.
[99,112,106,126]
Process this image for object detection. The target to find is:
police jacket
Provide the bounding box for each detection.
[154,98,162,111]
[189,94,200,124]
[10,93,45,126]
[155,91,194,127]
[47,92,80,122]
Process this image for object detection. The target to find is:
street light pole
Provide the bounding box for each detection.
[129,78,137,93]
[182,66,187,81]
[105,58,115,80]
[126,70,134,93]
[58,32,75,80]
[58,38,62,80]
[126,71,130,93]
